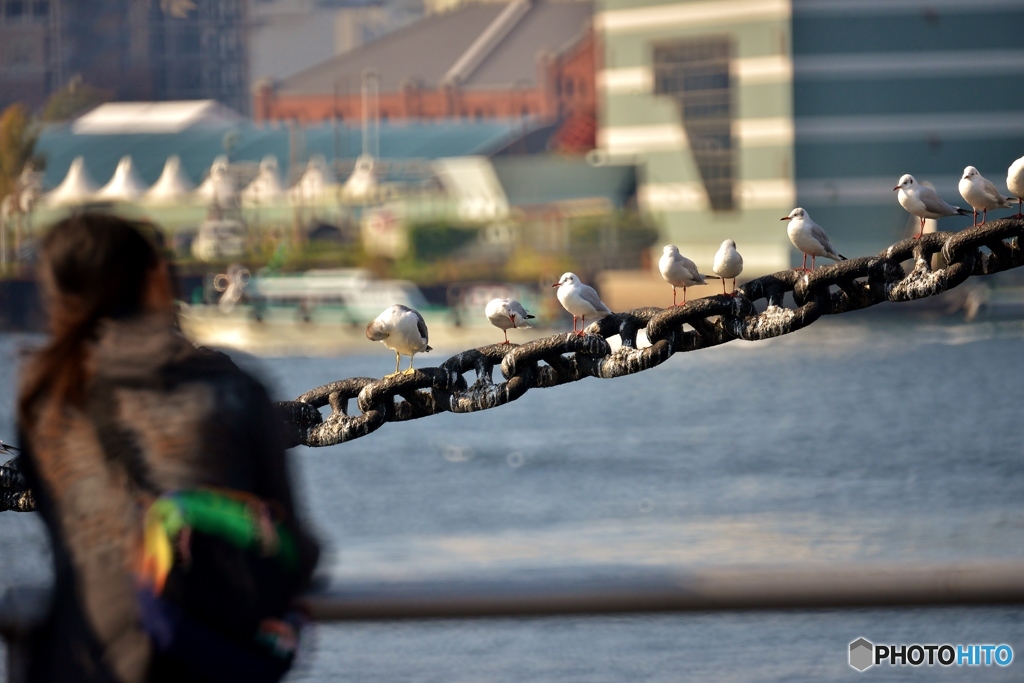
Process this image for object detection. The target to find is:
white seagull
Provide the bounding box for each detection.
[958,166,1015,226]
[366,304,432,375]
[713,239,743,296]
[781,208,846,271]
[658,245,718,306]
[485,298,535,345]
[1007,155,1024,219]
[894,174,969,239]
[552,272,611,335]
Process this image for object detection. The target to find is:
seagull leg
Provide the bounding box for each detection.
[972,209,979,227]
[502,329,510,345]
[571,315,578,334]
[1017,198,1023,218]
[672,286,677,307]
[914,217,925,239]
[394,351,401,376]
[405,355,415,374]
[981,208,987,226]
[799,253,808,272]
[681,287,687,305]
[576,316,587,336]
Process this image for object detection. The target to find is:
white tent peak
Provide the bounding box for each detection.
[289,154,336,203]
[196,155,237,207]
[46,157,99,206]
[241,155,284,204]
[144,155,196,204]
[95,156,148,202]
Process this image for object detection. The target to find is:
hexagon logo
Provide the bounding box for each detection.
[849,638,874,671]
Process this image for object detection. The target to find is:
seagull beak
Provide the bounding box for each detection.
[780,216,791,221]
[551,282,560,288]
[892,185,899,191]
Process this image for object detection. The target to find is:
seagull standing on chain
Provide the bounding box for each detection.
[712,239,743,296]
[958,166,1015,226]
[552,272,610,335]
[485,298,535,345]
[658,245,718,306]
[895,174,969,238]
[782,208,846,271]
[366,304,432,375]
[1007,155,1024,218]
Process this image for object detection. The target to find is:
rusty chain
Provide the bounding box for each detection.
[4,218,1024,512]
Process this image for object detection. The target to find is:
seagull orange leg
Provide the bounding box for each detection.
[914,217,925,239]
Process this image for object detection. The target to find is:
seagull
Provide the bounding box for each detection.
[658,245,718,306]
[894,174,969,238]
[485,298,535,345]
[713,239,743,296]
[552,272,610,335]
[781,208,846,271]
[1008,156,1024,218]
[365,304,432,375]
[958,166,1015,226]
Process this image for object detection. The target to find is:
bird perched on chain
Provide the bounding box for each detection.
[781,208,846,271]
[713,239,743,296]
[958,166,1016,226]
[366,304,432,376]
[485,297,535,345]
[1007,155,1024,218]
[659,245,718,306]
[552,272,610,335]
[894,174,969,239]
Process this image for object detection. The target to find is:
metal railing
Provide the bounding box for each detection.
[4,560,1024,680]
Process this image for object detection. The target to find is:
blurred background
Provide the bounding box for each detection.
[2,0,1024,681]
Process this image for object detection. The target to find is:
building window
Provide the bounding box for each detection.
[32,0,47,17]
[6,1,24,18]
[653,36,734,211]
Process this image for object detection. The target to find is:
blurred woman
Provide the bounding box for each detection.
[17,213,318,683]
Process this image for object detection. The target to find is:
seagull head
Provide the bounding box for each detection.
[894,174,915,192]
[962,166,979,181]
[662,244,681,257]
[552,272,578,288]
[721,239,737,250]
[781,207,806,221]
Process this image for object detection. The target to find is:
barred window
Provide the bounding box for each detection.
[653,37,734,211]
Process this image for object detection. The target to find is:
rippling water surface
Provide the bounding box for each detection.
[2,315,1024,681]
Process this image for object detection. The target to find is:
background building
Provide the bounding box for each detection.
[254,0,595,150]
[596,0,795,274]
[595,0,1024,274]
[0,0,249,114]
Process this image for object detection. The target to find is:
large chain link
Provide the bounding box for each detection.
[274,218,1024,448]
[4,218,1023,512]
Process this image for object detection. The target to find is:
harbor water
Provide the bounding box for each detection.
[2,314,1023,681]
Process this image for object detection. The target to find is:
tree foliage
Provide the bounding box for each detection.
[41,79,113,123]
[0,104,39,200]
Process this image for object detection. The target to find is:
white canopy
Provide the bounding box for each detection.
[94,156,149,202]
[241,156,284,204]
[288,155,337,203]
[341,155,378,200]
[195,155,237,207]
[143,156,196,205]
[46,157,99,206]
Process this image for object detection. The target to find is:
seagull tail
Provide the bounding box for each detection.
[955,207,970,216]
[425,345,433,352]
[704,274,721,280]
[838,253,847,261]
[525,314,536,320]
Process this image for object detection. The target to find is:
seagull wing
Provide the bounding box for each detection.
[580,284,611,314]
[980,175,1012,208]
[918,186,961,217]
[809,222,842,259]
[413,308,430,347]
[508,300,534,325]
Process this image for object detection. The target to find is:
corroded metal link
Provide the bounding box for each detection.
[5,219,1024,506]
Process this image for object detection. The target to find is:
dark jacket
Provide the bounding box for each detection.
[19,313,319,683]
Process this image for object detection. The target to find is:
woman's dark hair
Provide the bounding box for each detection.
[19,213,166,428]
